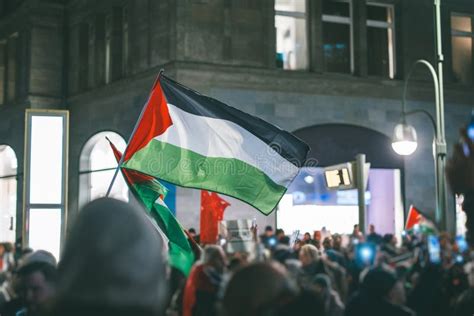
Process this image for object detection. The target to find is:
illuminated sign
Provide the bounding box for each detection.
[324,163,354,190]
[323,161,370,191]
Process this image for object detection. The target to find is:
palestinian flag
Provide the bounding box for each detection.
[405,205,437,234]
[108,139,195,275]
[122,74,309,215]
[405,205,422,230]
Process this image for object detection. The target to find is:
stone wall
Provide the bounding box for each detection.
[0,0,473,238]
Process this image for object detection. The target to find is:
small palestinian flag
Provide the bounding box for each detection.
[405,205,437,234]
[405,205,422,230]
[108,139,195,275]
[122,73,309,215]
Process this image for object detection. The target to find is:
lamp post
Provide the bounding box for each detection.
[391,0,447,231]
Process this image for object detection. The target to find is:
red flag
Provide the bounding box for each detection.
[200,190,230,244]
[405,205,422,230]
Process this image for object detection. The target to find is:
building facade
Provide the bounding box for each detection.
[0,0,473,249]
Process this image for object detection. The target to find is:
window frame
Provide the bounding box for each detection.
[366,2,396,79]
[275,0,309,71]
[450,12,474,84]
[322,0,354,74]
[23,109,69,258]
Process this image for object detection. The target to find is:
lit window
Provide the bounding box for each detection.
[24,110,68,260]
[322,0,353,73]
[367,3,396,78]
[0,145,17,242]
[79,131,129,209]
[275,0,308,70]
[451,13,473,84]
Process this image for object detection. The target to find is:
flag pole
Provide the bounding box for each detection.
[105,69,164,197]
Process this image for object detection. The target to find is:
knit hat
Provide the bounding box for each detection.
[17,250,57,272]
[56,198,167,312]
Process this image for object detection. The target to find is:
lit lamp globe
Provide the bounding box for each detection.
[391,123,418,156]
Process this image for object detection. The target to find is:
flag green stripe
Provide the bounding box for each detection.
[123,139,288,215]
[153,200,192,253]
[131,181,162,210]
[153,201,194,275]
[131,180,194,275]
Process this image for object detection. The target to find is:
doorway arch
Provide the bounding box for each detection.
[277,123,405,238]
[79,131,129,209]
[294,123,404,169]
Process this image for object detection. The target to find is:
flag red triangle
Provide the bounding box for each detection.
[123,79,172,162]
[405,205,423,230]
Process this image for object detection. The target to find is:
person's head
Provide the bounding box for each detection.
[3,242,13,253]
[202,245,227,274]
[362,267,406,305]
[383,233,396,246]
[353,224,360,234]
[299,244,319,266]
[322,237,332,250]
[222,261,297,316]
[332,234,342,250]
[303,232,311,241]
[17,250,58,314]
[313,231,321,241]
[310,273,331,297]
[0,243,5,256]
[275,229,285,239]
[439,232,452,248]
[188,228,196,238]
[228,257,246,273]
[369,224,375,234]
[54,198,167,315]
[264,226,274,237]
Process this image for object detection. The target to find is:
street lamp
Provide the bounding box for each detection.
[391,0,448,231]
[392,121,417,156]
[392,60,448,231]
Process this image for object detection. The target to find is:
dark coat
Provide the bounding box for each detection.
[301,259,348,302]
[345,291,415,316]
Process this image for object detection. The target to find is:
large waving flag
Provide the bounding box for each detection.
[122,74,309,215]
[108,139,195,275]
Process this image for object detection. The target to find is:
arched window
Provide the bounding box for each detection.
[0,145,17,242]
[79,132,128,208]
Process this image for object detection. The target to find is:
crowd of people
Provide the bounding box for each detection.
[0,129,473,315]
[0,211,473,316]
[176,223,473,316]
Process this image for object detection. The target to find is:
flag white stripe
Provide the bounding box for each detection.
[153,103,299,187]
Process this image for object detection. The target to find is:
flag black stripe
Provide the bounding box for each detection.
[159,75,309,167]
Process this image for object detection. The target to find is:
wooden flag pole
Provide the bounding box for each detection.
[105,69,164,197]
